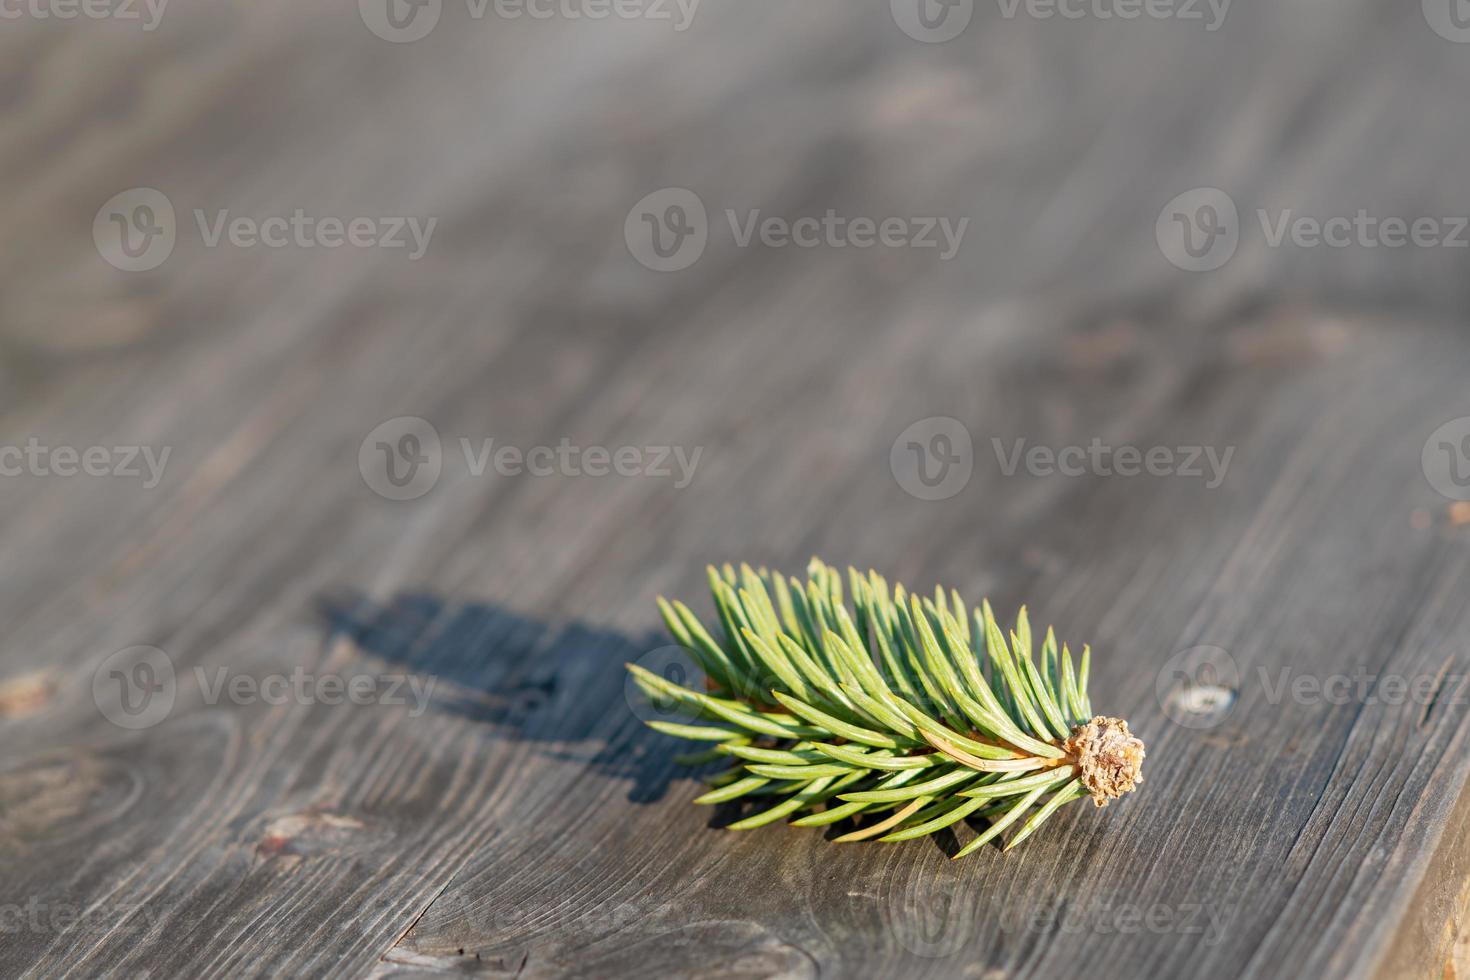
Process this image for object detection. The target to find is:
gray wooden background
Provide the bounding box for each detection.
[3,1,1470,978]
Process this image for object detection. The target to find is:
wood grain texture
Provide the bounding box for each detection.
[2,2,1470,978]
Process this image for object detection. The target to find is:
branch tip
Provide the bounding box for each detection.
[1064,716,1145,806]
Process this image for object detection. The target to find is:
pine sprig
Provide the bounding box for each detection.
[629,559,1145,856]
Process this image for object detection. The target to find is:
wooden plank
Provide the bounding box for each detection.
[368,313,1470,980]
[1,2,1469,978]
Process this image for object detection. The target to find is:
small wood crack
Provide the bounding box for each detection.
[382,871,459,962]
[1419,656,1456,730]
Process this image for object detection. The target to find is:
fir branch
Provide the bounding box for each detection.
[630,559,1145,856]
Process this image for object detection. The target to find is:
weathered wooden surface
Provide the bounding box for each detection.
[3,2,1470,978]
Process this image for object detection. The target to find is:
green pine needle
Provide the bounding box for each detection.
[631,559,1145,856]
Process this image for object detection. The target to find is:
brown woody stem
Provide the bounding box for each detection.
[1062,716,1146,806]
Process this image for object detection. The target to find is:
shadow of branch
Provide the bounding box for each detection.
[316,591,687,804]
